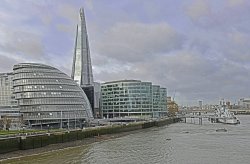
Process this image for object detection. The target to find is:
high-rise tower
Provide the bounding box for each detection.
[71,8,93,86]
[71,8,101,118]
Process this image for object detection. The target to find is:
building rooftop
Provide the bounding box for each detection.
[102,79,142,84]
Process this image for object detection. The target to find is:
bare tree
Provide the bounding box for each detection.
[1,116,12,130]
[0,119,4,130]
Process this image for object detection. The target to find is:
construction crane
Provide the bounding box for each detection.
[173,90,176,102]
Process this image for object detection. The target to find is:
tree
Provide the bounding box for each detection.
[1,116,12,130]
[0,119,4,130]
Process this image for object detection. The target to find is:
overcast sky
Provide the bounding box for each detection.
[0,0,250,105]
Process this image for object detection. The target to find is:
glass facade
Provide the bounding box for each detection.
[12,63,93,128]
[0,73,18,107]
[71,8,93,86]
[0,73,20,129]
[101,80,168,119]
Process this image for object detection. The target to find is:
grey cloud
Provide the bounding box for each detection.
[185,0,211,22]
[94,22,183,63]
[227,0,247,7]
[56,24,75,33]
[0,26,44,58]
[57,4,78,23]
[184,0,250,30]
[223,31,250,63]
[0,55,20,72]
[95,48,250,104]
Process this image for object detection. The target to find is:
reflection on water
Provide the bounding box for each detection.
[3,115,250,164]
[3,145,90,164]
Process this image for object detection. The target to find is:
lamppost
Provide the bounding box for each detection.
[47,124,50,133]
[74,111,76,129]
[83,121,86,129]
[22,127,25,135]
[60,110,63,129]
[38,113,42,130]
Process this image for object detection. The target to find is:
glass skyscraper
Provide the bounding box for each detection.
[71,8,93,86]
[71,7,101,118]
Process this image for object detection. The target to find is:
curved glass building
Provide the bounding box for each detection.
[12,63,93,128]
[101,80,167,119]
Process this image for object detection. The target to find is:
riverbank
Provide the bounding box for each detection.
[0,130,134,162]
[0,117,180,162]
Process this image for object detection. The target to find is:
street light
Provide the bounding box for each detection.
[47,124,50,133]
[38,113,42,130]
[83,121,86,129]
[22,127,25,135]
[60,110,63,129]
[74,111,76,129]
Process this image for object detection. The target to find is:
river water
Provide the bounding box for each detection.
[4,115,250,164]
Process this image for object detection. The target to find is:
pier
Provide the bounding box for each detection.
[177,114,224,125]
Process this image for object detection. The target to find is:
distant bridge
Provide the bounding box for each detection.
[176,114,229,125]
[229,109,250,114]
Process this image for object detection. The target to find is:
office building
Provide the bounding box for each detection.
[101,80,167,118]
[0,73,20,129]
[12,63,93,128]
[238,98,250,109]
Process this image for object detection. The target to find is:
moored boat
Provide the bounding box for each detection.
[215,105,240,125]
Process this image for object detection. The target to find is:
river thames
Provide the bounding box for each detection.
[3,115,250,164]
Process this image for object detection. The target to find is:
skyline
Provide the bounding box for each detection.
[0,0,250,105]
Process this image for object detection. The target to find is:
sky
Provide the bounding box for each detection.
[0,0,250,106]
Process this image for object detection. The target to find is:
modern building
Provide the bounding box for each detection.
[93,82,101,118]
[101,80,167,119]
[198,100,203,110]
[71,8,93,86]
[238,98,250,109]
[12,63,93,128]
[71,8,100,118]
[0,73,21,129]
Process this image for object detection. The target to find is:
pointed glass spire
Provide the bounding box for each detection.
[71,7,94,86]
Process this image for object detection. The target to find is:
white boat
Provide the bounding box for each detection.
[215,105,240,125]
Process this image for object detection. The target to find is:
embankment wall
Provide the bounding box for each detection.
[0,117,180,154]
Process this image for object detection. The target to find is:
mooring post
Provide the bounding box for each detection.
[199,118,202,125]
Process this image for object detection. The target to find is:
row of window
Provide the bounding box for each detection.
[13,73,70,80]
[102,86,152,91]
[107,102,149,106]
[13,79,75,86]
[14,85,80,93]
[14,68,61,74]
[15,91,83,99]
[23,111,87,119]
[102,98,164,102]
[20,104,85,110]
[19,98,88,106]
[102,105,152,108]
[102,105,166,109]
[102,109,161,113]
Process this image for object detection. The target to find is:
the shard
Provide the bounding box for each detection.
[71,8,93,86]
